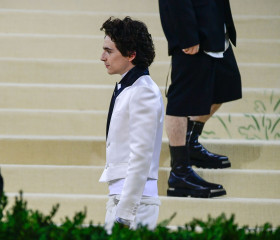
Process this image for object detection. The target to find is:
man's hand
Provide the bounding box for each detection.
[182,44,200,55]
[115,217,131,228]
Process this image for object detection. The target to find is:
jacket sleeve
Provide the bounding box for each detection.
[115,86,162,222]
[166,0,200,49]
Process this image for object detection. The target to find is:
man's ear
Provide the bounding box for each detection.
[128,51,136,62]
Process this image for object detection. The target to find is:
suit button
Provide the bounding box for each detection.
[107,142,110,148]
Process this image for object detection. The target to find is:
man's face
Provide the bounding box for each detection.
[101,36,134,75]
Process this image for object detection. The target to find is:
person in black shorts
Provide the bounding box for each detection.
[159,0,242,198]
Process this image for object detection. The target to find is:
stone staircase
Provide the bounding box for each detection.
[1,0,280,227]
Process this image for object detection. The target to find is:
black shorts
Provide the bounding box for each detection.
[166,44,242,116]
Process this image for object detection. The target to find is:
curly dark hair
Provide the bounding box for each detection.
[100,16,155,69]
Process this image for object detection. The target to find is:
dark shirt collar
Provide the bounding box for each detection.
[119,66,149,88]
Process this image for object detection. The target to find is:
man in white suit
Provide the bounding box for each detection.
[99,17,164,232]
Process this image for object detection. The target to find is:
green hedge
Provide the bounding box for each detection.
[0,192,279,240]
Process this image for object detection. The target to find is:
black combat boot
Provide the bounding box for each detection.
[187,119,231,169]
[167,146,226,198]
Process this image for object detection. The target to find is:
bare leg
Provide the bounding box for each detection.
[190,103,222,123]
[165,115,187,146]
[165,103,221,146]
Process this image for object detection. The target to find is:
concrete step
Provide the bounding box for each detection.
[204,113,280,140]
[0,10,279,40]
[0,137,279,170]
[2,165,279,199]
[0,84,278,114]
[0,59,278,88]
[0,110,278,140]
[230,0,280,15]
[0,109,106,136]
[6,192,280,227]
[1,0,280,15]
[0,0,159,14]
[0,83,113,111]
[0,34,279,64]
[234,16,280,40]
[220,88,280,114]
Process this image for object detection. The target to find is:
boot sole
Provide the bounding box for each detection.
[190,159,231,169]
[167,188,211,198]
[167,187,226,198]
[209,188,227,197]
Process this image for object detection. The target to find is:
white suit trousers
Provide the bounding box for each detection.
[104,194,160,233]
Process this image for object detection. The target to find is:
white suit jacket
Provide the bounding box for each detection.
[99,75,164,221]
